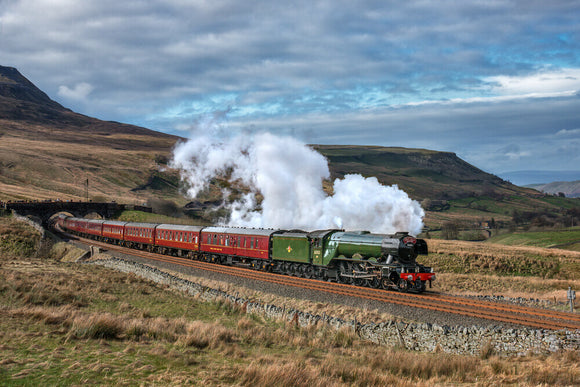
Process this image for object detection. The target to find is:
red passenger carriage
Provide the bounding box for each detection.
[124,222,157,249]
[64,217,87,234]
[85,219,105,239]
[155,224,203,257]
[200,227,276,261]
[102,220,127,244]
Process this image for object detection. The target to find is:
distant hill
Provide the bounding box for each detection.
[314,145,520,201]
[1,65,577,228]
[498,170,580,186]
[526,181,580,198]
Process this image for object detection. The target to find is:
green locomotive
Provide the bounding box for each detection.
[271,229,434,292]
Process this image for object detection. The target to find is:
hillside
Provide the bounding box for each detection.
[0,65,182,204]
[1,65,577,229]
[315,145,520,200]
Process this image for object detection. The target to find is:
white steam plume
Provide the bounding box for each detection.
[170,123,424,235]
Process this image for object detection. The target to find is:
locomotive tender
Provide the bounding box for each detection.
[58,215,435,293]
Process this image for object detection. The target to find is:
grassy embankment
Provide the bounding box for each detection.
[1,215,579,385]
[422,236,580,305]
[487,228,580,251]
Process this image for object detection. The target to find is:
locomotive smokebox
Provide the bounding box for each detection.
[381,232,428,264]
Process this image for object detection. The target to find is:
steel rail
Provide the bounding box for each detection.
[75,236,580,331]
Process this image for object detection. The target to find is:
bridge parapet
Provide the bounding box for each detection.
[2,201,142,226]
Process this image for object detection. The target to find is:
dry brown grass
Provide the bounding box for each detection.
[429,239,580,260]
[424,238,580,281]
[2,216,580,385]
[163,267,396,325]
[2,255,579,386]
[0,131,181,203]
[422,239,580,305]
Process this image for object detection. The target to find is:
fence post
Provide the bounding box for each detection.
[567,287,576,313]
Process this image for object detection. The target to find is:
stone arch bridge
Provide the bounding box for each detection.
[2,201,151,227]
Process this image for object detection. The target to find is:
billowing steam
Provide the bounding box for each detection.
[170,122,424,235]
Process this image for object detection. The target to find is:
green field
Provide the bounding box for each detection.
[488,228,580,250]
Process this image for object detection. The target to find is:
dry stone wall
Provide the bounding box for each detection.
[88,257,580,357]
[11,211,45,238]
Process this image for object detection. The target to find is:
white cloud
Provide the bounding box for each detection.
[57,82,94,100]
[1,0,579,176]
[486,69,580,96]
[556,128,580,136]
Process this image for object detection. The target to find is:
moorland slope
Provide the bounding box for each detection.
[1,65,576,228]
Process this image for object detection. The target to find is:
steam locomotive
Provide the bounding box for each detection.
[58,215,435,293]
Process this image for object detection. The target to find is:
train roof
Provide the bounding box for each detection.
[308,229,342,238]
[124,222,159,229]
[273,231,308,238]
[202,226,278,237]
[274,229,340,239]
[67,217,85,222]
[103,220,128,226]
[156,224,204,232]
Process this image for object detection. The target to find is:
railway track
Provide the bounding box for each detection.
[77,236,580,331]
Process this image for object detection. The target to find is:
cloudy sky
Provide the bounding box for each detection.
[1,0,579,183]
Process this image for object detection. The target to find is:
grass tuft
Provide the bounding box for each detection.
[70,314,124,340]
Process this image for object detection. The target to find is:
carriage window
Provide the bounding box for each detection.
[250,238,254,249]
